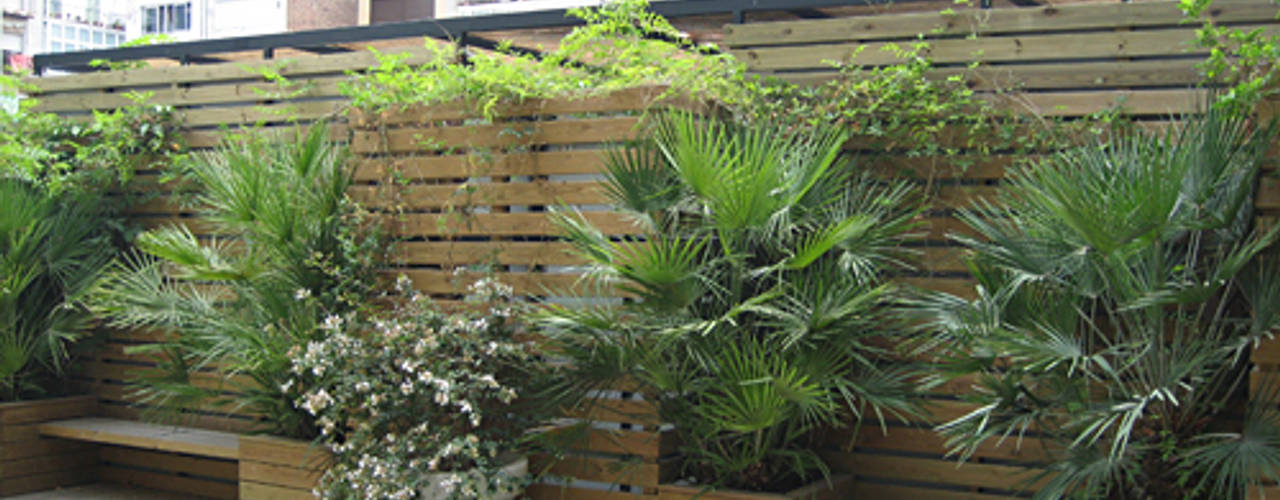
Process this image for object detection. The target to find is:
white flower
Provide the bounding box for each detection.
[294,288,311,300]
[322,314,343,331]
[279,379,294,393]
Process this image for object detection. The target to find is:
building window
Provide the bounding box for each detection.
[46,22,124,53]
[142,2,192,34]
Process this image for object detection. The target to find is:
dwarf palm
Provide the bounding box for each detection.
[91,123,387,437]
[918,109,1280,499]
[540,112,924,491]
[0,180,114,401]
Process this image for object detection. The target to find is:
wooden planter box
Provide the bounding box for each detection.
[239,434,331,500]
[0,395,98,496]
[658,474,854,500]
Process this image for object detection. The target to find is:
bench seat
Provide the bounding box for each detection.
[37,417,239,460]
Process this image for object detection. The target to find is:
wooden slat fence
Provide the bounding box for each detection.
[725,1,1280,498]
[16,1,1280,497]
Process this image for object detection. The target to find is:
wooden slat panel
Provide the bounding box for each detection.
[852,425,1052,462]
[25,46,437,93]
[532,454,661,487]
[240,481,315,500]
[238,435,329,470]
[180,99,347,128]
[38,417,239,460]
[100,463,238,500]
[97,404,259,434]
[835,452,1048,491]
[723,0,1276,46]
[353,150,607,182]
[240,460,323,490]
[0,396,97,425]
[731,25,1280,71]
[349,116,642,153]
[33,76,349,112]
[0,451,99,480]
[0,466,96,497]
[0,438,96,461]
[527,483,657,500]
[398,211,638,237]
[779,58,1206,90]
[350,85,674,127]
[855,482,1017,500]
[399,241,583,267]
[399,270,588,296]
[350,180,609,209]
[100,445,238,481]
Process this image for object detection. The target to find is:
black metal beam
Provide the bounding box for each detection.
[788,9,833,19]
[34,0,930,74]
[294,45,356,54]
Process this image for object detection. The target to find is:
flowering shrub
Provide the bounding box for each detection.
[289,276,544,500]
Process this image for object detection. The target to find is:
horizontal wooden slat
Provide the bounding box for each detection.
[33,75,348,112]
[399,270,588,296]
[38,417,239,460]
[351,180,609,209]
[350,85,674,127]
[532,454,662,487]
[240,481,315,500]
[398,211,638,237]
[0,396,97,425]
[852,425,1052,462]
[238,435,329,470]
[100,445,238,481]
[25,46,437,93]
[986,89,1207,117]
[100,463,237,500]
[180,99,347,128]
[240,460,323,490]
[0,466,95,497]
[182,123,349,149]
[97,404,259,434]
[835,452,1048,491]
[527,483,657,500]
[399,241,582,267]
[855,482,1017,500]
[732,25,1280,71]
[353,150,608,182]
[723,0,1276,46]
[0,451,98,480]
[350,116,642,153]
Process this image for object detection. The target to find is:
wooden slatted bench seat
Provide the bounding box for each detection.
[31,417,242,499]
[37,417,239,460]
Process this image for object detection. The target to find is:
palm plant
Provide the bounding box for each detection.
[91,123,387,438]
[539,111,925,491]
[917,109,1280,499]
[0,179,115,401]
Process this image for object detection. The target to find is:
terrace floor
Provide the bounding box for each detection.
[5,484,188,500]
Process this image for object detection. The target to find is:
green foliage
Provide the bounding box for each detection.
[91,123,389,438]
[0,180,117,401]
[916,109,1280,499]
[0,84,182,196]
[539,112,925,492]
[1182,0,1280,111]
[339,0,742,118]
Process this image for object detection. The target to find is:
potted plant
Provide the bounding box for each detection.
[540,111,925,497]
[289,275,547,500]
[918,109,1280,498]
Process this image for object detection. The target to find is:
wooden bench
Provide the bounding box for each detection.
[36,417,240,499]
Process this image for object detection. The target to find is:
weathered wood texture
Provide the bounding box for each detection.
[238,435,329,500]
[15,1,1280,498]
[724,2,1280,499]
[0,396,99,497]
